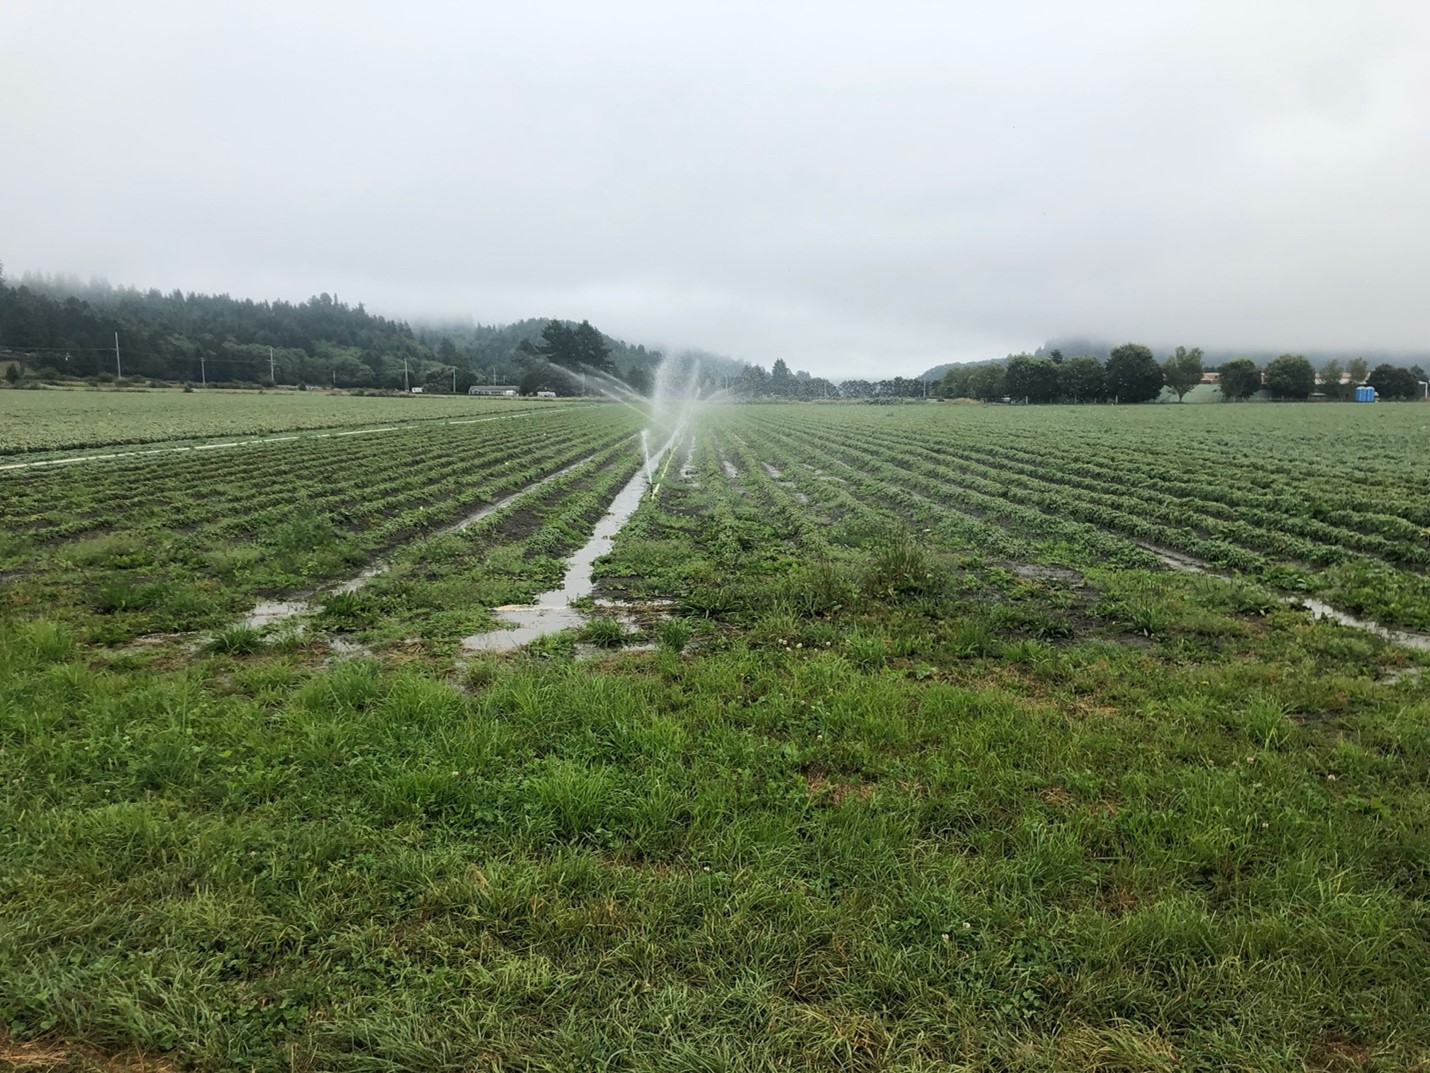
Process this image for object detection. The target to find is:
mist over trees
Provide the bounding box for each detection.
[0,273,665,394]
[7,266,1425,405]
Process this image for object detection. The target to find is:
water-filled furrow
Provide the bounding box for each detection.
[244,451,607,629]
[462,426,685,651]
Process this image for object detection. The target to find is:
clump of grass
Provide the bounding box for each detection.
[526,759,617,841]
[320,590,377,629]
[773,560,858,617]
[657,617,691,653]
[270,506,338,554]
[461,657,502,691]
[266,621,310,652]
[205,624,264,655]
[10,619,74,665]
[93,579,163,614]
[862,532,941,598]
[844,627,889,668]
[1244,695,1295,748]
[204,544,261,578]
[579,616,628,648]
[61,533,147,569]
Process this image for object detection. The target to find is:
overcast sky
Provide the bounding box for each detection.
[3,1,1428,377]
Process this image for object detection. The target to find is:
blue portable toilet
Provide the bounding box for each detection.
[1355,385,1376,402]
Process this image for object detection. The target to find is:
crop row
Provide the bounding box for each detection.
[837,426,1335,569]
[0,391,558,456]
[742,414,1157,570]
[1,409,643,639]
[947,437,1430,557]
[352,436,647,642]
[864,426,1430,578]
[730,406,1430,630]
[6,420,599,544]
[0,406,627,530]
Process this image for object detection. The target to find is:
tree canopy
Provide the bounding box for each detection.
[1218,359,1262,400]
[1319,358,1347,400]
[1162,346,1204,401]
[1058,356,1106,402]
[1105,344,1165,404]
[1263,354,1316,399]
[1004,354,1060,403]
[1367,363,1420,400]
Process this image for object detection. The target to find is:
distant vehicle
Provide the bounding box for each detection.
[536,390,557,399]
[409,386,424,394]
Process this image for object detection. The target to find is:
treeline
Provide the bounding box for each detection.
[939,346,1427,403]
[0,270,667,392]
[725,358,840,399]
[1216,354,1423,401]
[940,345,1197,403]
[418,317,665,395]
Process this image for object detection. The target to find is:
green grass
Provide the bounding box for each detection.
[2,401,1429,1070]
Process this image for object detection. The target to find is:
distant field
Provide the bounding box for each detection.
[2,400,1428,1070]
[0,387,562,456]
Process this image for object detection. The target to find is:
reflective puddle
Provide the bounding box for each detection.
[463,436,679,652]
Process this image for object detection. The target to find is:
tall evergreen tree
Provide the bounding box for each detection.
[570,320,613,373]
[537,320,577,367]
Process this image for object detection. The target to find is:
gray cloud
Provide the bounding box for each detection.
[4,0,1427,376]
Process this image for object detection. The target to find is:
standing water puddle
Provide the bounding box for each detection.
[247,600,311,628]
[1300,598,1430,652]
[463,433,680,652]
[1136,541,1430,652]
[242,454,601,630]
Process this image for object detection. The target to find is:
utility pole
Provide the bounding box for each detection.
[113,332,121,379]
[268,347,275,384]
[200,353,206,386]
[452,367,457,394]
[404,358,409,392]
[491,365,496,387]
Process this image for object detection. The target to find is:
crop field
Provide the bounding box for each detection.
[2,399,1428,1071]
[0,388,561,457]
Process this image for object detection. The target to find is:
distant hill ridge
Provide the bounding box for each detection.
[0,272,745,390]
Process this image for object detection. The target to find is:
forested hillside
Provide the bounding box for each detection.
[0,270,663,392]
